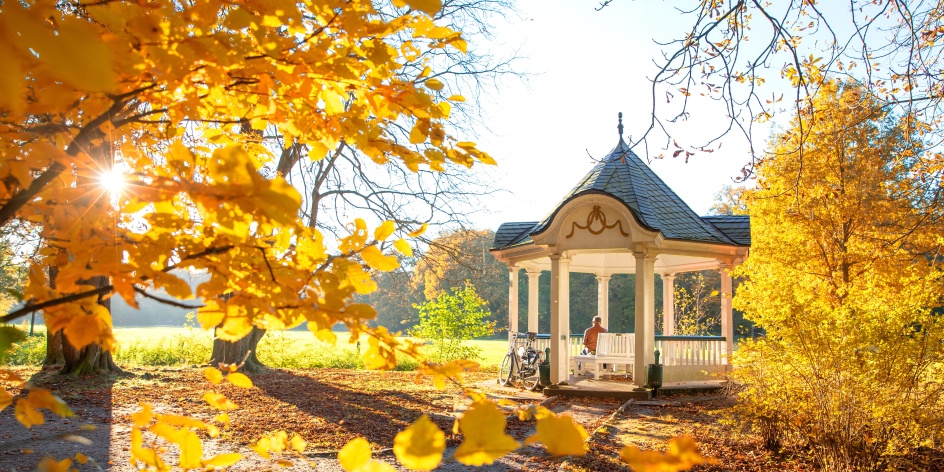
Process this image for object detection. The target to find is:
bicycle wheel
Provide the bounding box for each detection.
[523,364,541,391]
[498,353,514,386]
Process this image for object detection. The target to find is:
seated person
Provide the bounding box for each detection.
[581,316,607,355]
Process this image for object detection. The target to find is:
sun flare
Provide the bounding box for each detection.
[98,168,126,195]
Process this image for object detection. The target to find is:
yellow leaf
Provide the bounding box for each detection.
[393,239,413,257]
[131,427,164,469]
[132,403,153,427]
[405,0,442,16]
[277,459,294,467]
[225,372,253,389]
[197,310,224,330]
[454,400,520,466]
[74,453,89,464]
[362,333,397,370]
[203,453,243,468]
[408,223,428,237]
[448,95,466,102]
[14,398,46,428]
[0,389,12,412]
[290,434,308,453]
[338,437,372,471]
[63,314,100,350]
[409,122,427,144]
[5,1,115,92]
[177,429,203,469]
[215,413,230,425]
[36,457,72,472]
[203,392,238,410]
[393,415,445,471]
[361,245,399,272]
[526,412,588,457]
[423,78,444,91]
[204,367,224,385]
[373,221,394,242]
[0,42,24,115]
[620,435,718,472]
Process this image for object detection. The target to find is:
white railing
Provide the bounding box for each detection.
[506,333,584,357]
[655,336,726,366]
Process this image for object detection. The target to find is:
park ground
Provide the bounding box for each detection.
[2,329,943,471]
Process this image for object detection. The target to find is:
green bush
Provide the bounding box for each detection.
[410,281,495,363]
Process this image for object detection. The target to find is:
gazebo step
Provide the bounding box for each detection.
[541,384,652,401]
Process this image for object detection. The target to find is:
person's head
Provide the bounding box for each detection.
[592,316,602,326]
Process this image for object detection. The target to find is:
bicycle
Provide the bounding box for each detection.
[498,332,544,390]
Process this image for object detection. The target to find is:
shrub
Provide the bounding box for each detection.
[410,281,495,363]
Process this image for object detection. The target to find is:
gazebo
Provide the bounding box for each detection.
[490,115,750,388]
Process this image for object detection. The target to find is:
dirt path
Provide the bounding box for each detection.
[0,368,624,472]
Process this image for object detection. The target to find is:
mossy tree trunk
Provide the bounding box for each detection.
[208,327,266,372]
[44,270,122,375]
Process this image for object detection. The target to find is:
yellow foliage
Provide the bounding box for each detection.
[734,80,944,468]
[415,359,479,390]
[339,437,396,472]
[15,389,73,428]
[225,372,254,389]
[290,434,308,454]
[203,367,224,385]
[525,407,588,457]
[393,415,445,470]
[203,392,238,411]
[454,400,521,466]
[202,453,243,469]
[620,435,718,471]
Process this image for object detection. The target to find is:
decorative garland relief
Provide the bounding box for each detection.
[565,205,629,238]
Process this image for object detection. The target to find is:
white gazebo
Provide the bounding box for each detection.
[490,116,750,387]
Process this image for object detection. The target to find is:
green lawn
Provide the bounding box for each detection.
[4,325,509,371]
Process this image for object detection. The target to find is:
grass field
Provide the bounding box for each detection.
[3,325,509,371]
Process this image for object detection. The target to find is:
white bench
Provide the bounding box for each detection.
[573,333,635,380]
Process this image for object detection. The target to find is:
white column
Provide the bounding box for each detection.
[662,274,675,336]
[508,266,519,339]
[633,251,656,388]
[720,263,734,364]
[596,274,610,329]
[549,254,571,383]
[526,270,540,333]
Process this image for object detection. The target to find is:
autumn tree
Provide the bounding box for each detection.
[732,81,944,470]
[358,265,426,330]
[0,0,500,376]
[707,184,748,216]
[415,228,508,329]
[208,0,519,368]
[669,271,720,336]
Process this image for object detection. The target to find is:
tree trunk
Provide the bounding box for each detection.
[43,329,64,366]
[45,272,122,376]
[60,335,122,376]
[209,327,267,372]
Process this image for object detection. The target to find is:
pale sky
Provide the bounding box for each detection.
[469,0,763,231]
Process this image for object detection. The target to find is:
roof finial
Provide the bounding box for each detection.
[617,112,624,139]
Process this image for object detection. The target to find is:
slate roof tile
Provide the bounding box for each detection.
[492,138,752,251]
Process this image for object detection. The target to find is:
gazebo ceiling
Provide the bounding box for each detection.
[491,114,750,269]
[516,252,725,275]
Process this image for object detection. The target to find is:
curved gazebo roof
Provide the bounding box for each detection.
[492,137,750,254]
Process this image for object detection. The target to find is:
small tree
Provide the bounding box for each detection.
[733,81,944,470]
[672,271,720,336]
[411,281,495,363]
